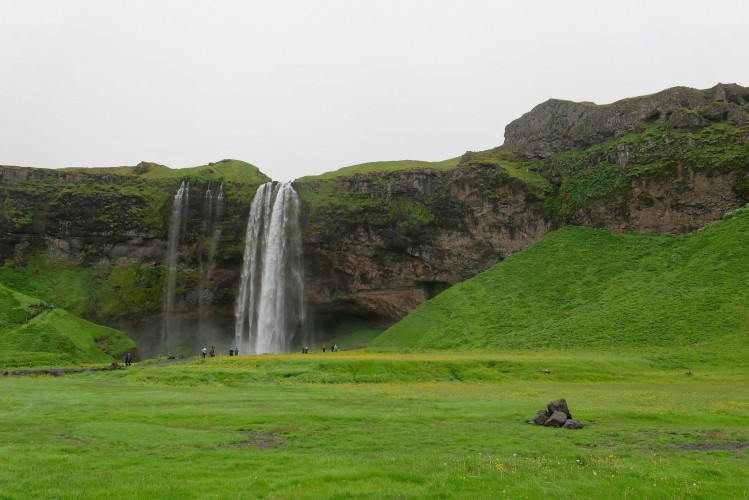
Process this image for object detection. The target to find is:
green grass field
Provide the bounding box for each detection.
[1,352,746,498]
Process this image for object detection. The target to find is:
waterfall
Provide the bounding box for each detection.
[198,183,224,328]
[162,181,189,352]
[234,182,305,354]
[209,183,224,265]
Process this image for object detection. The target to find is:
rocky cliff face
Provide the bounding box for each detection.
[297,165,551,331]
[504,83,749,157]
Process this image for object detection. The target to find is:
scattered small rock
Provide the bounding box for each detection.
[563,419,584,429]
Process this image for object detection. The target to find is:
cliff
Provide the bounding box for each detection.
[296,162,552,330]
[297,84,749,332]
[504,83,749,157]
[0,84,746,351]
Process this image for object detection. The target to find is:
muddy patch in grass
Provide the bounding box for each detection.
[677,442,748,452]
[230,431,286,449]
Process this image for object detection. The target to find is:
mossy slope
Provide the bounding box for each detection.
[371,205,749,363]
[0,282,135,367]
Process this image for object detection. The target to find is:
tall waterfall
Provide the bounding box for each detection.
[162,181,189,352]
[234,182,305,354]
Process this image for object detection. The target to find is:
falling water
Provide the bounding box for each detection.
[234,182,305,354]
[162,181,189,352]
[208,183,224,265]
[198,183,224,327]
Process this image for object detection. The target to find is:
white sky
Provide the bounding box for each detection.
[1,0,748,181]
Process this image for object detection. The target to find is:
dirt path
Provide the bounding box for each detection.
[1,357,196,377]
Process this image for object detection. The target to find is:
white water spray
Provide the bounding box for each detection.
[234,182,305,354]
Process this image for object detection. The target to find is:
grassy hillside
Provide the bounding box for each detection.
[0,255,164,322]
[297,157,461,181]
[0,282,134,367]
[371,204,749,363]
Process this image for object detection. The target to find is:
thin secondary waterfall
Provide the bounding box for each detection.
[162,181,189,352]
[208,183,224,266]
[198,183,224,325]
[234,182,305,354]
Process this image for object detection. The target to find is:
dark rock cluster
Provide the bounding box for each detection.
[531,398,583,429]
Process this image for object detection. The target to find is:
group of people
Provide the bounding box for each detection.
[303,343,338,353]
[201,346,239,358]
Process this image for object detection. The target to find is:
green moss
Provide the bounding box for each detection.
[0,255,164,321]
[509,120,749,218]
[458,148,554,195]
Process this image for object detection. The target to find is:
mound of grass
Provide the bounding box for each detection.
[371,204,749,364]
[0,283,135,367]
[111,349,744,386]
[297,157,461,181]
[60,158,268,185]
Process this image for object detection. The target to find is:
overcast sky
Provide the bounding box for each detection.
[2,0,748,181]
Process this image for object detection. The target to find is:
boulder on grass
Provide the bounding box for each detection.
[547,398,572,419]
[563,419,583,429]
[533,410,550,425]
[543,410,567,428]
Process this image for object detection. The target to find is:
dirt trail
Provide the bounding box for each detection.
[1,357,195,376]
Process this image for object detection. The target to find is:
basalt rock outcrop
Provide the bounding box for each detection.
[297,164,552,330]
[504,83,749,158]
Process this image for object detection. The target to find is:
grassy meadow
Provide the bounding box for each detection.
[1,351,747,499]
